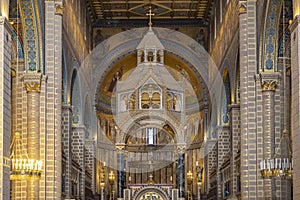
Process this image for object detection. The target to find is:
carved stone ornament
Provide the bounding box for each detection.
[24,82,41,93]
[261,80,278,91]
[177,143,186,154]
[23,73,42,93]
[55,3,64,16]
[116,143,126,154]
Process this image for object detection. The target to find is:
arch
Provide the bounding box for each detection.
[17,0,43,72]
[120,113,180,144]
[71,68,82,124]
[222,69,231,124]
[261,0,283,71]
[133,186,169,200]
[85,28,225,137]
[62,52,68,104]
[88,28,219,102]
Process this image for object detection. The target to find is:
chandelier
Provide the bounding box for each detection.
[10,131,43,180]
[259,129,293,179]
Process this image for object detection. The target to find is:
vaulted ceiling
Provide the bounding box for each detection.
[88,0,214,27]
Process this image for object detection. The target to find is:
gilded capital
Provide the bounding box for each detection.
[23,73,42,93]
[261,80,278,92]
[24,81,41,93]
[259,72,280,92]
[55,3,64,16]
[116,143,126,154]
[238,2,247,15]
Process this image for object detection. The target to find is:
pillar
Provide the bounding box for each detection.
[0,16,11,200]
[216,125,230,199]
[239,1,261,198]
[62,105,73,198]
[44,1,63,198]
[116,144,126,199]
[24,73,42,199]
[72,126,86,198]
[290,15,300,199]
[260,73,279,199]
[229,104,240,196]
[176,144,185,199]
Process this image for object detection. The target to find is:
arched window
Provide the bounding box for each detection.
[152,92,161,109]
[139,80,162,110]
[141,92,150,109]
[146,127,156,145]
[148,51,154,62]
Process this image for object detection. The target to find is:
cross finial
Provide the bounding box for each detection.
[146,6,154,28]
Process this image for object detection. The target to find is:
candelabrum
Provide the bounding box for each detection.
[10,131,43,181]
[187,170,193,200]
[196,162,203,200]
[109,171,115,200]
[259,157,293,179]
[260,129,293,179]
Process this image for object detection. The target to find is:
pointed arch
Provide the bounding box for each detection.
[71,68,82,124]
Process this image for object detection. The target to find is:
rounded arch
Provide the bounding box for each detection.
[88,28,220,102]
[119,113,180,144]
[260,0,284,72]
[85,28,225,138]
[133,186,170,200]
[125,121,177,145]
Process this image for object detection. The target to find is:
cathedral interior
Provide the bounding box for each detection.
[0,0,300,199]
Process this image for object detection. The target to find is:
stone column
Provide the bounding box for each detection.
[116,143,126,199]
[24,73,42,199]
[229,104,240,196]
[239,1,261,198]
[0,16,11,200]
[216,125,230,199]
[44,1,63,198]
[72,126,86,198]
[260,73,279,199]
[176,144,185,199]
[290,15,300,199]
[62,105,73,198]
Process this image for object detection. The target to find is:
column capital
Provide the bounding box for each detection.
[177,143,186,154]
[259,72,280,92]
[24,72,42,93]
[238,1,247,15]
[55,3,64,16]
[116,143,126,154]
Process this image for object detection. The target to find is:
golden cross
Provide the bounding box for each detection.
[146,6,154,28]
